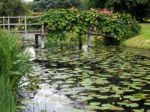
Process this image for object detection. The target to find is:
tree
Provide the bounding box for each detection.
[84,0,150,21]
[105,0,150,21]
[0,0,27,16]
[85,0,106,9]
[32,0,81,11]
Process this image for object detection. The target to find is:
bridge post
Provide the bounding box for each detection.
[18,16,21,23]
[25,16,27,33]
[7,16,10,31]
[78,34,82,50]
[41,23,45,49]
[87,27,92,48]
[35,34,39,48]
[41,35,45,49]
[3,16,5,29]
[24,16,27,38]
[87,34,91,48]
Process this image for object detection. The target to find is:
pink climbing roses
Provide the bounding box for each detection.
[99,8,113,16]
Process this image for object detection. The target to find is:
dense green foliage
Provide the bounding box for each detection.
[106,0,150,21]
[0,30,30,112]
[0,0,27,16]
[0,78,16,112]
[32,0,81,11]
[83,0,106,9]
[84,0,150,21]
[0,30,30,89]
[29,0,150,21]
[42,9,140,42]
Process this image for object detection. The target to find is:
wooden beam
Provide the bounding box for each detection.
[24,16,27,34]
[3,16,5,29]
[41,23,45,48]
[7,16,10,31]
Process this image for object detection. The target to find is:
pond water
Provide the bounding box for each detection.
[17,44,150,112]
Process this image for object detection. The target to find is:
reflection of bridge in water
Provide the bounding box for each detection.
[0,16,45,48]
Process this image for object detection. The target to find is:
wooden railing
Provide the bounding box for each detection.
[0,16,45,35]
[0,16,46,48]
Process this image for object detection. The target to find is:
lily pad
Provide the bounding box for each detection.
[123,95,141,101]
[98,104,114,110]
[144,103,150,106]
[90,102,101,106]
[98,95,109,99]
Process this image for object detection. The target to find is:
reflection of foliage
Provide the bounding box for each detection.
[42,9,140,41]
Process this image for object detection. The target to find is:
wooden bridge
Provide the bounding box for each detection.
[0,16,114,49]
[0,16,45,48]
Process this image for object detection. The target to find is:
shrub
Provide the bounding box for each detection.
[119,14,141,38]
[98,13,141,42]
[42,9,141,44]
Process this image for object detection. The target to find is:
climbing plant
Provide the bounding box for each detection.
[42,9,140,44]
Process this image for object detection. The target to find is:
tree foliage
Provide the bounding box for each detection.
[85,0,106,9]
[84,0,150,21]
[32,0,81,11]
[105,0,150,21]
[0,0,27,16]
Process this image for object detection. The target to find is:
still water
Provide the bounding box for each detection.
[18,45,150,112]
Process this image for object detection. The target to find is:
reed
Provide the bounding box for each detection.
[0,29,30,89]
[0,77,16,112]
[0,29,30,111]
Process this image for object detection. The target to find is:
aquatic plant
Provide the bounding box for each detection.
[0,29,30,90]
[0,77,16,112]
[0,29,30,111]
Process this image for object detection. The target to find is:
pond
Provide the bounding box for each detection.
[17,44,150,112]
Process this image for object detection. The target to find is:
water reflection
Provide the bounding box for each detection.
[26,84,78,112]
[24,46,36,61]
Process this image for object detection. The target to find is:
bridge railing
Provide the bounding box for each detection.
[0,16,44,35]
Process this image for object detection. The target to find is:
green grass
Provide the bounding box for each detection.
[122,23,150,49]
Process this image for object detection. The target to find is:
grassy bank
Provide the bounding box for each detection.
[122,24,150,49]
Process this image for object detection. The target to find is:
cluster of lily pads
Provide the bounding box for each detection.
[18,45,150,112]
[42,46,150,111]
